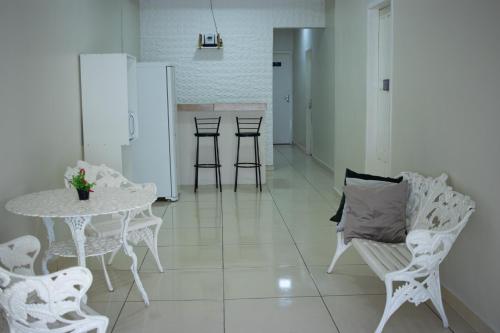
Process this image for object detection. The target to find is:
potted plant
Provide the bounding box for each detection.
[70,168,95,200]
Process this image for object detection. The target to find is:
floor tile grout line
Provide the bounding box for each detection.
[268,148,341,333]
[219,190,226,333]
[424,302,457,333]
[110,247,150,333]
[274,145,338,207]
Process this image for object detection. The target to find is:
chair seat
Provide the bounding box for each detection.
[195,132,220,137]
[235,132,260,137]
[92,216,162,237]
[352,239,412,280]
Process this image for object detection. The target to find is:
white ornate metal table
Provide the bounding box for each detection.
[5,187,156,305]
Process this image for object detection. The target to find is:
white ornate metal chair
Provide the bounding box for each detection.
[64,161,164,273]
[327,172,475,333]
[0,235,108,333]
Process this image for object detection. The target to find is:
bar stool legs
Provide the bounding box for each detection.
[215,136,222,192]
[195,136,200,192]
[234,137,241,192]
[255,136,262,192]
[194,137,222,193]
[194,116,222,193]
[234,134,262,192]
[214,137,218,189]
[234,116,263,192]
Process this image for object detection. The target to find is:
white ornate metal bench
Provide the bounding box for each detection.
[327,172,475,333]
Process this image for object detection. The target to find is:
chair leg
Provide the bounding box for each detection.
[214,136,219,189]
[375,279,404,333]
[107,247,120,265]
[216,136,222,192]
[256,136,262,192]
[195,136,200,192]
[143,226,164,273]
[100,255,114,292]
[234,136,240,192]
[429,272,449,328]
[96,320,109,333]
[327,232,352,273]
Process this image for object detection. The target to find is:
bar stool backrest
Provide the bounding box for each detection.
[195,116,221,135]
[236,117,263,135]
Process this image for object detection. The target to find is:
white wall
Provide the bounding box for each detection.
[290,0,335,169]
[391,0,500,330]
[311,0,334,169]
[292,29,314,149]
[273,29,294,52]
[140,0,326,166]
[0,0,140,242]
[332,0,500,330]
[332,0,367,190]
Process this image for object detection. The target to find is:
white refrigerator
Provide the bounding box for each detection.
[123,63,178,201]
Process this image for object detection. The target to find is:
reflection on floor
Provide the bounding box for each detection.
[64,145,475,332]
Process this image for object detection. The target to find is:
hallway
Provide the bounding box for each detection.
[78,145,473,332]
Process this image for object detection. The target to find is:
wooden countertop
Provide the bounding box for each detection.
[178,103,266,112]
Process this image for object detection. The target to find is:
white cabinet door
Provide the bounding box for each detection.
[80,54,130,146]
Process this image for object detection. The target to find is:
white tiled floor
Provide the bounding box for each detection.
[83,145,475,333]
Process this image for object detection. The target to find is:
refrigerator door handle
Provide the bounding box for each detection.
[129,112,137,141]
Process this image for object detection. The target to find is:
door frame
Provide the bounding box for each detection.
[273,51,293,145]
[365,0,394,176]
[305,48,313,155]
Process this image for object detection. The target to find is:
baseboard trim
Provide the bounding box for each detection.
[333,186,342,197]
[442,287,494,333]
[294,142,308,154]
[312,154,334,173]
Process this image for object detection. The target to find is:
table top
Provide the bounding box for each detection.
[5,187,156,218]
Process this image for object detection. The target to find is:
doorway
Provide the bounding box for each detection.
[366,1,393,176]
[273,52,293,144]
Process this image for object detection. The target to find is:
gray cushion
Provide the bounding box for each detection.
[343,181,408,244]
[337,177,398,232]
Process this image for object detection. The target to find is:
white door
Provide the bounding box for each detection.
[375,5,392,174]
[305,49,313,155]
[273,53,293,144]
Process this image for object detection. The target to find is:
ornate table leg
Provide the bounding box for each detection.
[120,209,150,305]
[41,217,56,274]
[65,216,92,267]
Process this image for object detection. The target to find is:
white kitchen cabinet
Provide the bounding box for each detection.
[80,53,137,172]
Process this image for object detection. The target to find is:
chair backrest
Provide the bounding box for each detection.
[0,235,39,276]
[401,173,475,276]
[413,180,475,237]
[236,117,263,135]
[194,116,221,135]
[0,236,94,332]
[64,161,154,193]
[400,172,449,230]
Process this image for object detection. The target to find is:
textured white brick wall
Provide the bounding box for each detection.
[140,0,325,164]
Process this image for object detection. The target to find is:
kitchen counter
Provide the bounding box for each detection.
[178,103,267,112]
[176,103,267,186]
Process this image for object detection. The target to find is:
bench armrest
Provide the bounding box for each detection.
[386,229,455,281]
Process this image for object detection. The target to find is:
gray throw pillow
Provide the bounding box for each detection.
[343,181,408,244]
[337,177,398,232]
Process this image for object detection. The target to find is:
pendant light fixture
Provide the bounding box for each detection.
[198,0,223,49]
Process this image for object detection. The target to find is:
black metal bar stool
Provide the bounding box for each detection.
[194,116,222,192]
[234,116,263,192]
